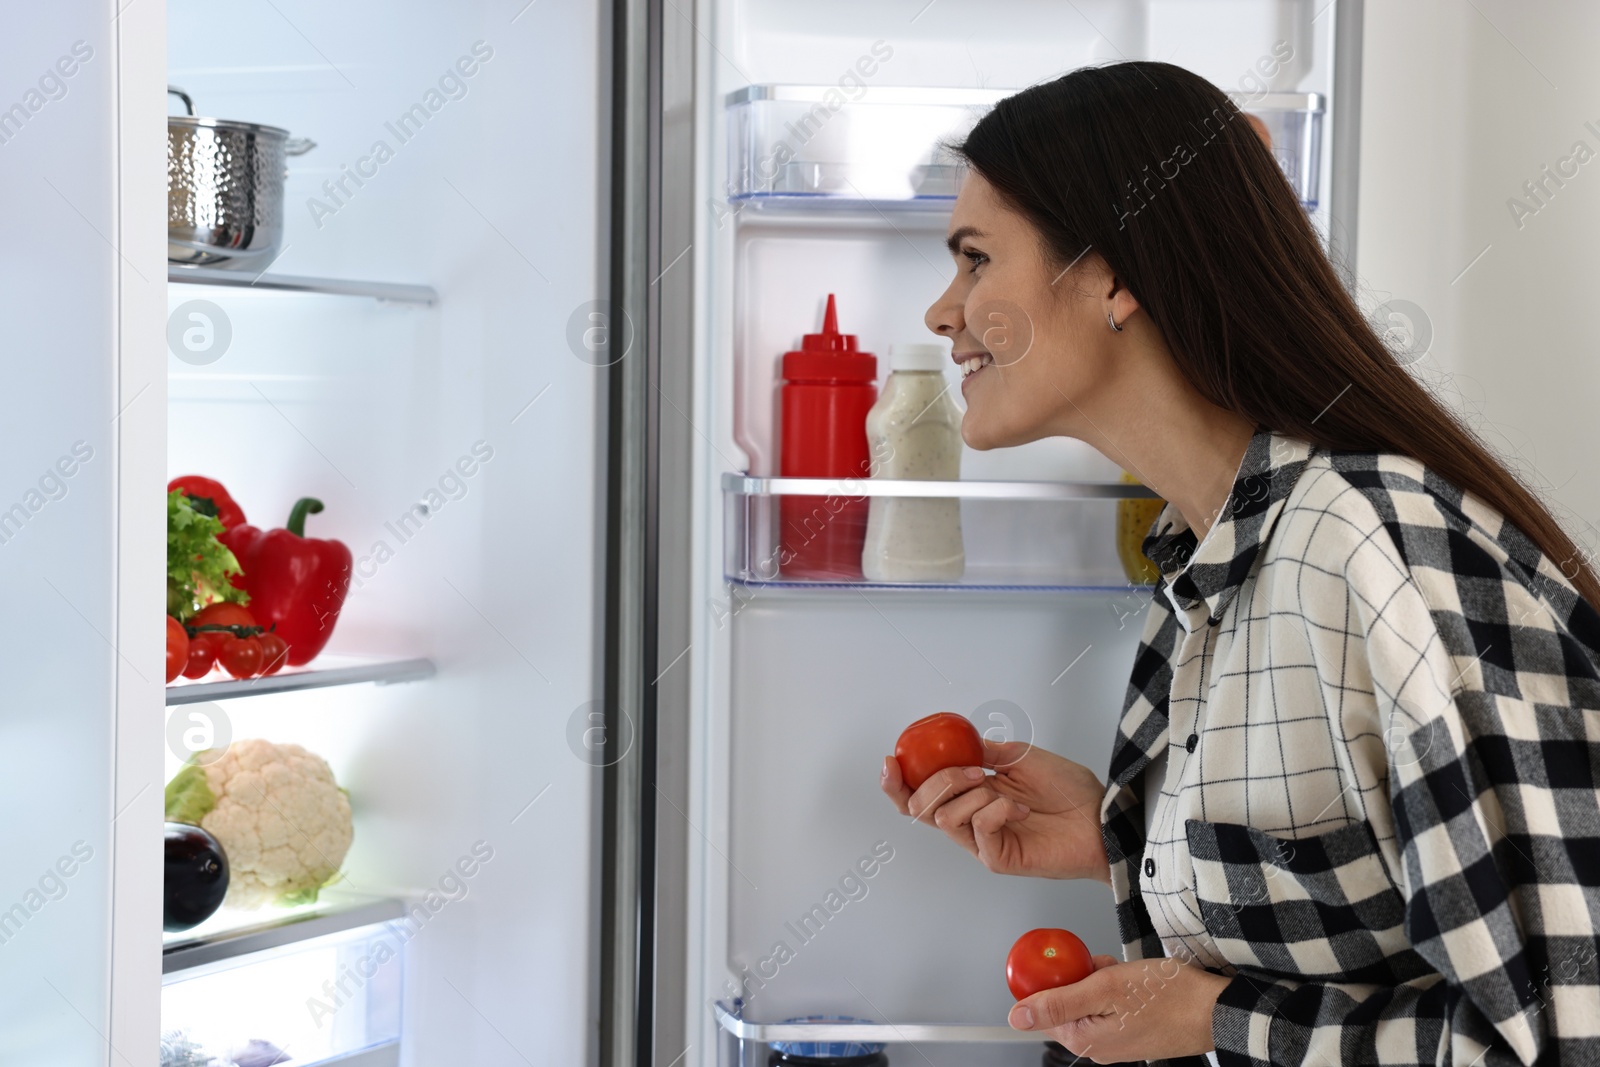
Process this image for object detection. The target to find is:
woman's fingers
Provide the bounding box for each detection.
[1012,970,1116,1033]
[928,785,1007,856]
[881,756,912,814]
[906,765,989,822]
[971,792,1030,871]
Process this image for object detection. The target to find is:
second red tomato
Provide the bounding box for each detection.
[1006,928,1093,1001]
[894,712,985,791]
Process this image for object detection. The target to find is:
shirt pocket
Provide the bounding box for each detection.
[1184,818,1425,984]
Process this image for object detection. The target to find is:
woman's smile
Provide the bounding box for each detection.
[955,350,993,392]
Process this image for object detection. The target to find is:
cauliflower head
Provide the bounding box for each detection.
[165,739,353,909]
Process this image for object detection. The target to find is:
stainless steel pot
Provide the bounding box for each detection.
[167,87,315,270]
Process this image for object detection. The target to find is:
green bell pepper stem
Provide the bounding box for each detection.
[286,497,325,538]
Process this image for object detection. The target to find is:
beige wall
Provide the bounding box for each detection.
[1358,1,1600,550]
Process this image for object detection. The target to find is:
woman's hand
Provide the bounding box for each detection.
[880,739,1110,884]
[1008,954,1228,1063]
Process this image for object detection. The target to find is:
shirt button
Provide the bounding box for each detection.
[1186,733,1198,753]
[1144,857,1156,878]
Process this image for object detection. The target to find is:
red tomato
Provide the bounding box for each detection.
[217,635,263,679]
[257,632,289,676]
[189,602,258,632]
[1006,928,1093,1000]
[894,712,985,791]
[166,616,190,684]
[182,633,222,679]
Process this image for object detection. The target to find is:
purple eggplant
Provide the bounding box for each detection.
[164,822,229,931]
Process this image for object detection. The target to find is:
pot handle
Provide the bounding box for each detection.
[167,86,196,116]
[284,137,317,157]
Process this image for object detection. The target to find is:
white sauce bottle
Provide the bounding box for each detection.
[862,344,965,581]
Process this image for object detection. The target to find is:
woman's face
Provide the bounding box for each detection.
[925,170,1124,451]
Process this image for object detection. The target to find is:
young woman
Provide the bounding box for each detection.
[880,61,1600,1066]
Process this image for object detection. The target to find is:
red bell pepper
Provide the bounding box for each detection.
[168,475,247,530]
[222,498,352,667]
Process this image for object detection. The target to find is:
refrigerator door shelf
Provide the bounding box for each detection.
[724,472,1163,592]
[1227,91,1326,210]
[726,84,1325,209]
[724,474,1159,500]
[726,86,1009,204]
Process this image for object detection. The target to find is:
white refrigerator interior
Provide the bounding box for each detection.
[162,1,607,1063]
[690,1,1351,1064]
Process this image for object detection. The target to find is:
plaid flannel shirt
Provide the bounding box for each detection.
[1099,427,1600,1067]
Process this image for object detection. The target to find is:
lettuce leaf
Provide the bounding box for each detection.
[167,489,248,621]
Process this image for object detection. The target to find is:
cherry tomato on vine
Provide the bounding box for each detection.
[217,634,264,680]
[182,632,223,679]
[894,712,985,791]
[166,616,190,684]
[1006,928,1093,1001]
[257,632,290,676]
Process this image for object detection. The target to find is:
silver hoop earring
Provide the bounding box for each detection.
[1107,312,1123,333]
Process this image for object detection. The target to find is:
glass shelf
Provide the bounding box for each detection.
[713,1000,1040,1067]
[723,472,1163,592]
[163,893,406,975]
[169,264,437,306]
[165,655,437,705]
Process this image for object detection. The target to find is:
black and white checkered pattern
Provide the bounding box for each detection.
[1099,427,1600,1067]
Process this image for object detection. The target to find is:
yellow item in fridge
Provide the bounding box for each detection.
[1116,472,1166,585]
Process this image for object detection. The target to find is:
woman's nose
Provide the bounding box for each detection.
[925,279,965,339]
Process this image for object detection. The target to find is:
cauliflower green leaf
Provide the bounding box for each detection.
[164,760,217,825]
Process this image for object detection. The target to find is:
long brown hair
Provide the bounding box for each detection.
[957,61,1600,615]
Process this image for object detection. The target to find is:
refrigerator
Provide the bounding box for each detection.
[0,1,1361,1065]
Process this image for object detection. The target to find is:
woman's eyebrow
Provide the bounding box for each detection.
[945,226,986,256]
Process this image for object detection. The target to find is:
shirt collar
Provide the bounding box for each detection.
[1141,427,1313,633]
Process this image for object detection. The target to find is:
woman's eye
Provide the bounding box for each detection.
[962,249,988,271]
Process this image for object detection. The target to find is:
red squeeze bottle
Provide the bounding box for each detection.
[779,294,878,579]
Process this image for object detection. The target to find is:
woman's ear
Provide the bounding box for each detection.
[1107,275,1142,329]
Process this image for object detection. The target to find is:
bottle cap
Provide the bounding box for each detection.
[781,294,877,383]
[888,343,949,373]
